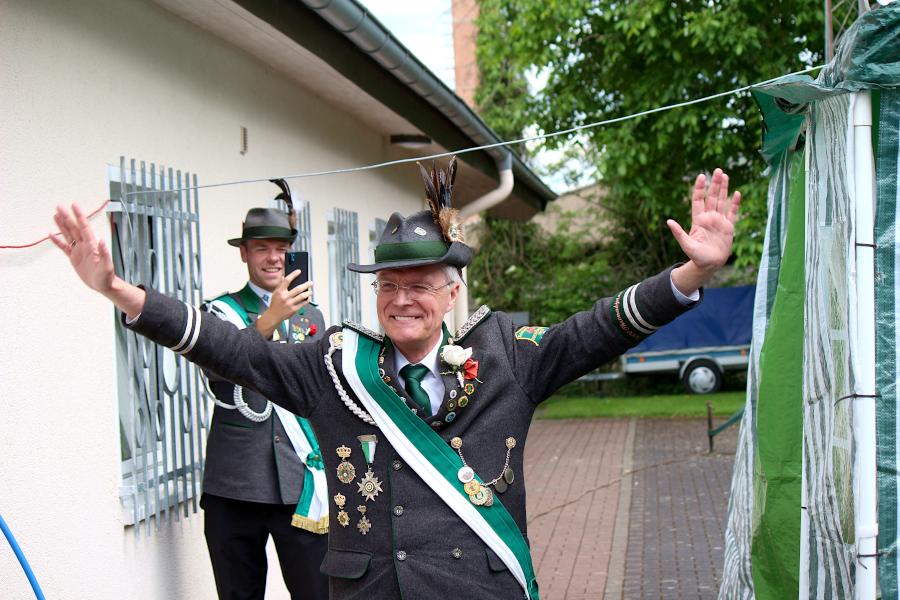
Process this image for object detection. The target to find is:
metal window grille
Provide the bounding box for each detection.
[108,157,209,531]
[366,218,387,328]
[327,208,361,325]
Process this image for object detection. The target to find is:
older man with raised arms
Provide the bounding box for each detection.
[52,160,739,600]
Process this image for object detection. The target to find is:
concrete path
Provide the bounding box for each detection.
[524,418,739,599]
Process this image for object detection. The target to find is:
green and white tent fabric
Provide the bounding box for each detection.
[719,4,900,599]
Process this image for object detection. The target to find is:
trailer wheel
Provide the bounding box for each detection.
[682,359,723,394]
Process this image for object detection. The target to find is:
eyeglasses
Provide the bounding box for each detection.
[371,280,454,297]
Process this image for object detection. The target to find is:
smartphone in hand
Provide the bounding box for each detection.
[284,251,309,291]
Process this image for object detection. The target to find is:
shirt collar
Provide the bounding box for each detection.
[393,334,445,380]
[247,281,273,306]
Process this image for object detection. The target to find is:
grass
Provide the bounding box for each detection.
[535,390,746,420]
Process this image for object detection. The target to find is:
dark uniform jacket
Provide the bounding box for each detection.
[201,283,327,505]
[129,267,694,599]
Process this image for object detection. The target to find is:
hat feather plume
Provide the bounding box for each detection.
[417,157,463,243]
[269,178,297,231]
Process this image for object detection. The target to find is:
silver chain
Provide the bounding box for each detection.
[451,436,515,487]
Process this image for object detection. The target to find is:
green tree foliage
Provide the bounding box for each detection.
[472,0,824,301]
[470,210,619,325]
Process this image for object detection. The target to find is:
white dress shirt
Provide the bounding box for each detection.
[247,281,272,306]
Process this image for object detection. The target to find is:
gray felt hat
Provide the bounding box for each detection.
[227,207,297,247]
[347,210,473,273]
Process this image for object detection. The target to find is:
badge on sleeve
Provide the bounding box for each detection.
[515,326,549,346]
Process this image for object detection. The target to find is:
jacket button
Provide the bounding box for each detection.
[451,548,463,559]
[393,505,404,517]
[274,435,281,443]
[392,460,402,471]
[396,550,407,561]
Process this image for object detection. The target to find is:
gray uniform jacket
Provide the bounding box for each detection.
[129,267,694,599]
[201,283,327,505]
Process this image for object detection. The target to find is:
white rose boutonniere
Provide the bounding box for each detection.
[440,343,474,388]
[441,344,472,369]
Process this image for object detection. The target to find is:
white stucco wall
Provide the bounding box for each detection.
[0,0,423,597]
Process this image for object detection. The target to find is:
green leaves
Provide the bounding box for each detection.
[475,0,824,284]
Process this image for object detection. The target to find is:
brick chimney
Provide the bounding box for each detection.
[451,0,479,108]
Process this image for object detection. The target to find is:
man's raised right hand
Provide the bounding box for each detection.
[51,203,146,318]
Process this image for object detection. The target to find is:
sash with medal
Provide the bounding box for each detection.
[341,328,539,599]
[207,286,328,534]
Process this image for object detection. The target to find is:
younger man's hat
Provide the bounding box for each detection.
[227,207,297,247]
[347,157,473,273]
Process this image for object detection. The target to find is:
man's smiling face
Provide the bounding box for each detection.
[240,238,292,292]
[376,264,459,361]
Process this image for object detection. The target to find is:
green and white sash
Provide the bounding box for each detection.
[206,293,328,534]
[341,329,538,599]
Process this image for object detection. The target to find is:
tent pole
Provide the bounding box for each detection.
[799,141,811,600]
[852,89,877,600]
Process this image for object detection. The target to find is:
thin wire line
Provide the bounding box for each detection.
[125,65,822,197]
[1,65,822,250]
[0,199,110,249]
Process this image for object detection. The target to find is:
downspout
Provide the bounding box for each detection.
[454,152,515,328]
[459,153,515,219]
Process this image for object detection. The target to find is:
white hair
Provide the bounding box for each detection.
[444,265,463,284]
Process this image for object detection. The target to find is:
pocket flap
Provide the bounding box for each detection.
[484,547,509,573]
[319,548,373,580]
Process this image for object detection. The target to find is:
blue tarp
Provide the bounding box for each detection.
[626,286,755,353]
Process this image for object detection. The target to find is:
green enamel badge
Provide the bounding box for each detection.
[515,326,549,346]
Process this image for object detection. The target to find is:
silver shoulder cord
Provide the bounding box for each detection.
[324,344,376,425]
[211,383,273,423]
[206,345,374,425]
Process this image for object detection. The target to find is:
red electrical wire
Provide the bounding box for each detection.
[0,199,110,249]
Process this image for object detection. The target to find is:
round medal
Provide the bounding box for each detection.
[457,466,475,483]
[464,480,481,495]
[470,487,491,506]
[337,461,356,484]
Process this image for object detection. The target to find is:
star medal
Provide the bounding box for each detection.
[357,505,371,535]
[358,468,383,501]
[334,493,350,527]
[336,445,356,484]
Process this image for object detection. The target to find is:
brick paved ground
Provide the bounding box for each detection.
[525,419,629,599]
[524,418,738,600]
[620,420,738,600]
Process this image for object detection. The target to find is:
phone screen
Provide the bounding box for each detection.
[284,251,309,291]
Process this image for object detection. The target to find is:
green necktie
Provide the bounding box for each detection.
[400,363,432,417]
